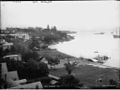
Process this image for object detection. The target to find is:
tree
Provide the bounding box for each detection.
[12,41,36,61]
[109,79,118,86]
[43,35,56,44]
[25,59,39,79]
[47,25,50,30]
[45,56,60,69]
[56,75,81,89]
[24,59,49,79]
[55,61,82,88]
[51,26,57,31]
[64,61,77,75]
[29,36,40,50]
[38,62,49,76]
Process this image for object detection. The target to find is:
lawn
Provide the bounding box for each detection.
[37,49,74,59]
[50,65,119,87]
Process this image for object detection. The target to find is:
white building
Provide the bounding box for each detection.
[9,33,30,41]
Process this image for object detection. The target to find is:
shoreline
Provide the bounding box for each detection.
[44,46,120,70]
[88,63,120,70]
[50,61,119,87]
[47,39,119,70]
[46,32,120,70]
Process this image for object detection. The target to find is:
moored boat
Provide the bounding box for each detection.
[93,55,109,64]
[113,27,120,38]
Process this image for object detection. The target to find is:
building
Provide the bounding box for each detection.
[9,33,30,41]
[1,63,8,80]
[3,54,22,61]
[1,30,10,34]
[41,57,48,64]
[10,81,43,89]
[0,39,6,44]
[0,62,43,89]
[0,34,7,38]
[2,42,13,50]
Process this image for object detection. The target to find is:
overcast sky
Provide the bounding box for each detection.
[1,1,120,31]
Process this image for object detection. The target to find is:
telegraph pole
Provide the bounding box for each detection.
[0,1,1,30]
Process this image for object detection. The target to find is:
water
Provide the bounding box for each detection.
[49,31,120,68]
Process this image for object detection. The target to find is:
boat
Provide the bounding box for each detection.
[113,35,120,38]
[94,50,99,53]
[93,55,109,64]
[113,28,120,38]
[94,32,105,35]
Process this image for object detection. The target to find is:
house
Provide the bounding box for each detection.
[6,28,16,34]
[0,62,43,89]
[48,74,60,85]
[0,63,25,88]
[16,33,30,41]
[40,57,52,69]
[41,57,48,64]
[0,39,6,44]
[48,74,60,80]
[6,71,19,81]
[1,63,19,80]
[3,54,22,61]
[0,34,7,38]
[14,79,27,85]
[11,33,30,41]
[10,81,43,89]
[1,63,8,80]
[2,42,13,50]
[1,30,10,34]
[8,31,30,41]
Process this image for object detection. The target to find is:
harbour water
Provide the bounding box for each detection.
[49,31,120,68]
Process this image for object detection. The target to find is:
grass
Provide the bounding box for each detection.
[50,65,119,87]
[37,49,74,59]
[37,48,119,87]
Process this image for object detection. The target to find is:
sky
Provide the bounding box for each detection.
[1,1,120,31]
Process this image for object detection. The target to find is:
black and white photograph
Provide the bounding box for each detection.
[0,1,120,89]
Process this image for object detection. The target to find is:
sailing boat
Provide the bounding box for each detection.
[113,28,120,38]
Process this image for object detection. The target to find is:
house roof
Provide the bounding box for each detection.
[48,74,60,80]
[3,42,13,46]
[10,81,43,89]
[3,54,21,58]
